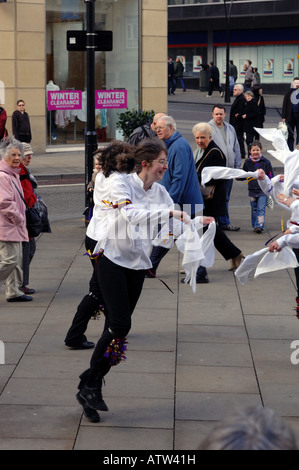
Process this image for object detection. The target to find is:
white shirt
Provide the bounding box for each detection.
[86,171,174,270]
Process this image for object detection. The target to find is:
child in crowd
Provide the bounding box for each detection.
[243,140,274,233]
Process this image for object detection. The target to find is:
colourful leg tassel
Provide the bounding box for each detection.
[104,337,127,366]
[92,304,105,320]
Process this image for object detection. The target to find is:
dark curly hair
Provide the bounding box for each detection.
[134,138,168,173]
[94,141,135,177]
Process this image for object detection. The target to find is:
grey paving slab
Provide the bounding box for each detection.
[75,427,174,451]
[175,392,261,421]
[174,420,217,450]
[176,365,259,394]
[0,404,79,441]
[178,301,245,326]
[177,342,253,367]
[0,438,73,450]
[178,324,248,344]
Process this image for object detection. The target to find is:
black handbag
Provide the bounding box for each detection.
[25,206,43,237]
[11,180,43,237]
[34,196,51,233]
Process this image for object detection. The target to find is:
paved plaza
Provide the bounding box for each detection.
[1,91,299,451]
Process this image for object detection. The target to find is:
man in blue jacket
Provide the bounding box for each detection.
[147,116,208,282]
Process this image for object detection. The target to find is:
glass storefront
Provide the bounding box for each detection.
[46,0,139,147]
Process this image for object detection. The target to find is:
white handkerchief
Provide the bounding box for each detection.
[234,248,268,285]
[254,246,298,278]
[235,246,299,286]
[201,167,258,186]
[176,220,216,293]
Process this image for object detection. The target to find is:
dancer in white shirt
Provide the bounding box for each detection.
[77,139,213,422]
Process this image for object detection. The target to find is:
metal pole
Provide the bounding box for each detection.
[224,0,233,104]
[225,25,230,103]
[84,0,97,204]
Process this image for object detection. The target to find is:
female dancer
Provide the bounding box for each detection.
[77,139,212,421]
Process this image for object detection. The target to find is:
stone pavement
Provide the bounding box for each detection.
[1,91,299,452]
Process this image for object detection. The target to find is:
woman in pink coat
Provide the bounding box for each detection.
[0,136,32,302]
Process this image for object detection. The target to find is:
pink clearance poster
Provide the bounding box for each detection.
[47,90,82,110]
[95,90,127,109]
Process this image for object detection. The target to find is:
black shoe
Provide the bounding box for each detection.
[79,385,109,411]
[65,341,95,350]
[7,294,33,302]
[76,392,100,423]
[181,276,209,284]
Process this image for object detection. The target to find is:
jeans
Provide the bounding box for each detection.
[250,195,267,229]
[177,77,186,91]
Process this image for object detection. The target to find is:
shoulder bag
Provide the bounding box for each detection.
[11,179,42,237]
[196,147,225,200]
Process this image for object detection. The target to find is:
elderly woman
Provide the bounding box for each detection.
[193,122,244,270]
[19,143,38,295]
[0,136,32,301]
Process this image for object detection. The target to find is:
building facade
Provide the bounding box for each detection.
[168,0,299,93]
[0,0,167,153]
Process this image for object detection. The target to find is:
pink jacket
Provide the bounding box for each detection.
[0,159,28,242]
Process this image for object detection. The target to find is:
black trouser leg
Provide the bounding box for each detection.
[65,293,101,346]
[79,255,145,389]
[293,248,299,297]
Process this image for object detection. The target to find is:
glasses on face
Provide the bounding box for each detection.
[155,158,168,166]
[156,126,168,131]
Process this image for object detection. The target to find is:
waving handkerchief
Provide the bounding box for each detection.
[254,128,290,164]
[235,246,298,286]
[254,246,298,278]
[201,167,258,186]
[176,220,216,293]
[234,248,268,285]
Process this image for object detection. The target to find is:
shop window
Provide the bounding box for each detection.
[46,0,139,147]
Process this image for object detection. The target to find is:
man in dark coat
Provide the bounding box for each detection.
[168,57,176,95]
[282,77,299,151]
[207,62,223,98]
[127,113,165,146]
[230,83,246,159]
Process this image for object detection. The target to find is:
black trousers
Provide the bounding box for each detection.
[212,223,241,260]
[80,255,145,388]
[64,236,105,346]
[294,248,299,297]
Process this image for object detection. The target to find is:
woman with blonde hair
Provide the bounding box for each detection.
[192,122,244,271]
